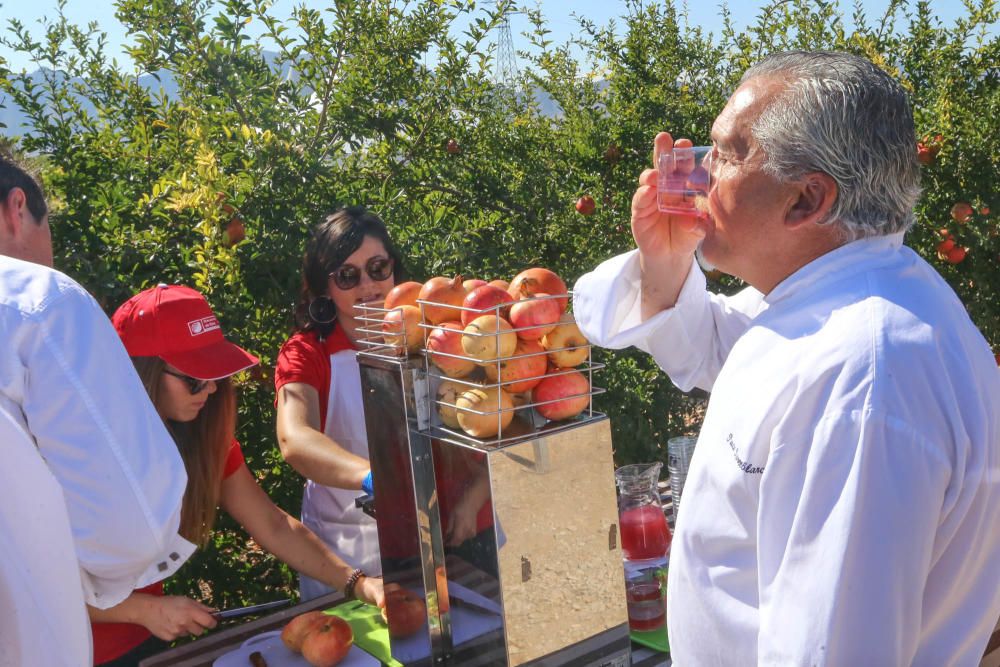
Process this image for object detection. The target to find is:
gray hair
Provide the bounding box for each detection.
[740,50,921,242]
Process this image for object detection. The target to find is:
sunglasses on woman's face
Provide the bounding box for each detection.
[329,255,394,291]
[163,368,211,395]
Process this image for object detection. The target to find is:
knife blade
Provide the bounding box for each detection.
[212,598,291,620]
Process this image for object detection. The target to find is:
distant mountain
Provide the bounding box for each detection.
[0,66,181,137]
[0,52,575,139]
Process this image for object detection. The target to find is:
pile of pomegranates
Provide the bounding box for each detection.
[378,267,594,439]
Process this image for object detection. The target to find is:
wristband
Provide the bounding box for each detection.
[344,567,366,599]
[361,470,374,496]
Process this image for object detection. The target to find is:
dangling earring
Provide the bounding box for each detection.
[308,296,336,324]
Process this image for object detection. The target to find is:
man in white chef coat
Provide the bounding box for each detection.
[573,50,1000,665]
[0,153,192,666]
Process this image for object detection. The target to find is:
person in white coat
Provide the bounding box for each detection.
[0,153,191,667]
[573,50,1000,665]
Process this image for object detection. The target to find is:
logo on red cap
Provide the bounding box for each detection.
[188,316,220,337]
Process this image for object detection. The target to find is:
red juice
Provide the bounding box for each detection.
[626,581,666,631]
[619,504,671,561]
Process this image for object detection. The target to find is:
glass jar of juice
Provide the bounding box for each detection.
[615,462,671,561]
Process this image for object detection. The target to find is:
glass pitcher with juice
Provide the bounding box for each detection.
[615,462,671,561]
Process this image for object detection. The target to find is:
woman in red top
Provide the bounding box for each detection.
[90,284,384,666]
[275,207,498,599]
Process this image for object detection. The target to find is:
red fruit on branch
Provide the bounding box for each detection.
[936,238,955,254]
[946,246,967,264]
[446,139,460,154]
[575,195,596,216]
[603,143,622,164]
[225,218,245,246]
[951,202,974,224]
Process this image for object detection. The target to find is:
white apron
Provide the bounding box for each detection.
[299,350,381,600]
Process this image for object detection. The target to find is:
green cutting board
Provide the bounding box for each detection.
[630,626,670,654]
[325,600,402,667]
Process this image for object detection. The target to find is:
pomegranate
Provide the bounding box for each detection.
[385,281,423,311]
[436,379,467,429]
[419,275,466,325]
[300,616,353,667]
[541,314,590,368]
[456,385,515,438]
[382,305,423,353]
[225,218,245,246]
[946,246,967,264]
[426,321,476,378]
[462,284,513,326]
[461,315,517,364]
[462,278,487,293]
[951,202,974,224]
[281,611,327,652]
[509,268,568,313]
[483,338,547,394]
[508,294,561,340]
[488,279,510,292]
[576,195,596,216]
[532,369,591,421]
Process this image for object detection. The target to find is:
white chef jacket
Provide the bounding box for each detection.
[0,409,90,667]
[0,256,193,666]
[574,234,1000,666]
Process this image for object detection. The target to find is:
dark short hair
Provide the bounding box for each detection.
[0,152,48,223]
[294,206,407,338]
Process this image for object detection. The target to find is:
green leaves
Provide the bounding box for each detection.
[1,0,997,614]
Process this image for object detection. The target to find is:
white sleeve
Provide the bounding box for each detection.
[0,409,91,667]
[21,285,195,608]
[572,250,765,392]
[756,409,948,664]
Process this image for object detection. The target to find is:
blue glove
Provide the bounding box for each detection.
[361,470,374,496]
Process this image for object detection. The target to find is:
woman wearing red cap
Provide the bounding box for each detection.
[274,207,405,600]
[89,284,384,666]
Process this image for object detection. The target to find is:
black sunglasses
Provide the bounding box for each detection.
[163,368,211,395]
[329,256,394,290]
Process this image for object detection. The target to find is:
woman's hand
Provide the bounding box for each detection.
[356,575,385,609]
[139,595,218,641]
[445,499,480,547]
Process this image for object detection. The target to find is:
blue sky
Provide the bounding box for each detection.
[0,0,983,73]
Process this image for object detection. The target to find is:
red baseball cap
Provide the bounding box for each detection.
[112,284,259,380]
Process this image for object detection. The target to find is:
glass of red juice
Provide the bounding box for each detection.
[626,580,666,632]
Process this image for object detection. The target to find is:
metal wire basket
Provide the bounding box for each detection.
[354,291,606,446]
